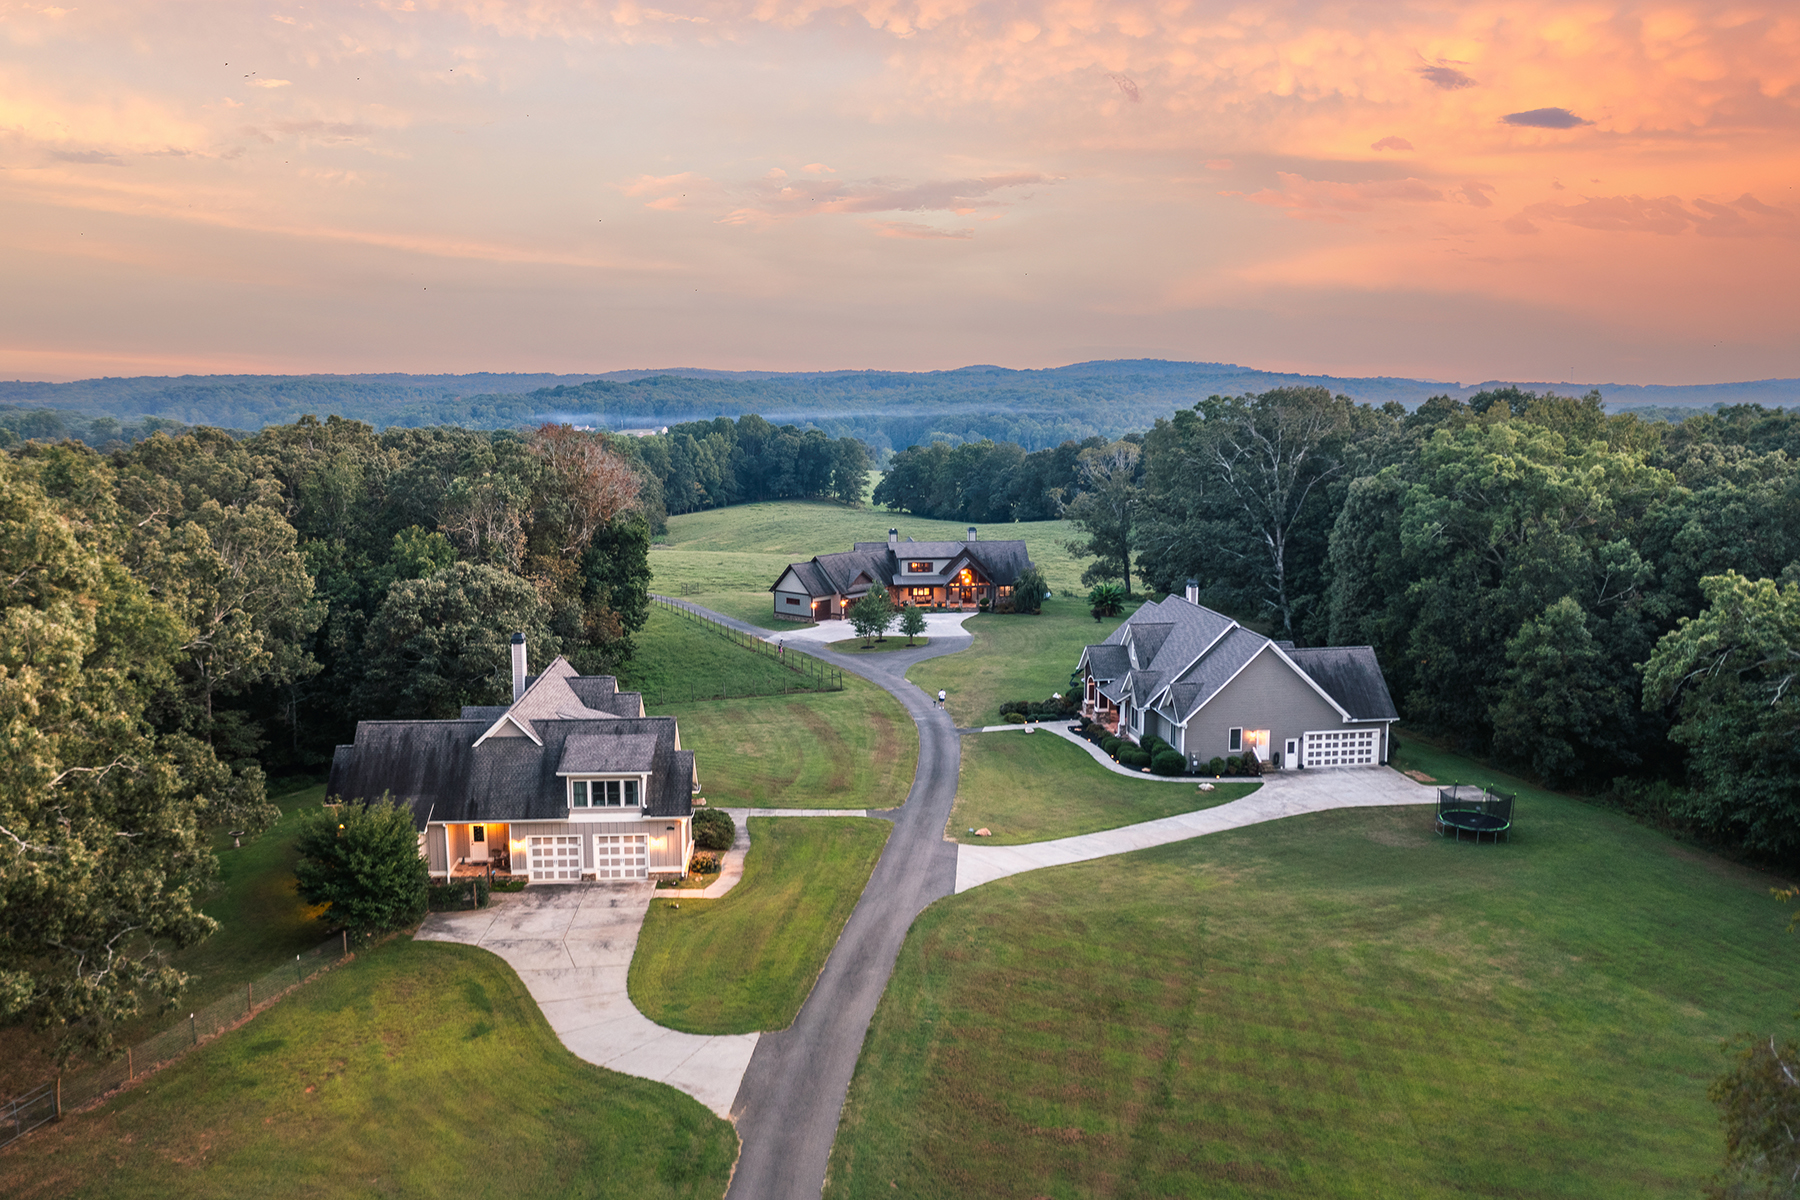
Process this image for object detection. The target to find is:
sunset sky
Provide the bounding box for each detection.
[3,0,1797,383]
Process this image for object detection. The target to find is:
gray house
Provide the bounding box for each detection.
[1078,584,1398,770]
[769,527,1033,621]
[327,635,698,882]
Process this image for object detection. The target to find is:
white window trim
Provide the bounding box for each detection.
[565,774,648,813]
[1228,727,1243,752]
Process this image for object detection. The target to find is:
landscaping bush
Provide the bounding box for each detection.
[427,876,490,911]
[999,710,1027,725]
[1241,755,1265,777]
[1208,757,1226,775]
[1151,749,1187,776]
[693,808,736,851]
[1119,747,1153,769]
[689,851,723,875]
[492,878,528,893]
[1141,736,1171,757]
[1226,755,1244,774]
[1102,736,1124,756]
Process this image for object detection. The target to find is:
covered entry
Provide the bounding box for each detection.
[528,835,583,882]
[594,833,648,880]
[1302,729,1379,767]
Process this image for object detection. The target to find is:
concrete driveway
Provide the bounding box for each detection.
[416,883,757,1118]
[955,765,1436,892]
[758,610,977,646]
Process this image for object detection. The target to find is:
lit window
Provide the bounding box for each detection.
[907,560,932,573]
[910,587,932,598]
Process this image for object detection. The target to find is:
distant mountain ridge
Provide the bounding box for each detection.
[3,360,1793,453]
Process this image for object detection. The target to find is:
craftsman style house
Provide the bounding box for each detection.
[1078,583,1399,770]
[327,635,698,883]
[769,527,1033,621]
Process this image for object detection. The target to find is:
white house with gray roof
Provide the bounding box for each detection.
[1078,583,1399,771]
[328,635,698,883]
[769,526,1034,621]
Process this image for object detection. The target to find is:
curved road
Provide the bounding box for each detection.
[657,600,967,1200]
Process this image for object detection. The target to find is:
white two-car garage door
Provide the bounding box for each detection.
[1302,729,1379,767]
[528,835,583,882]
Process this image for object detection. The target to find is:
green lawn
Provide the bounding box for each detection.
[949,731,1258,844]
[0,780,329,1098]
[3,940,737,1200]
[826,750,1800,1198]
[663,673,915,809]
[908,599,1131,727]
[630,817,891,1034]
[618,604,837,705]
[648,498,1093,633]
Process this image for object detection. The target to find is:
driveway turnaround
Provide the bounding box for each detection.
[955,765,1435,892]
[416,884,757,1118]
[756,609,977,646]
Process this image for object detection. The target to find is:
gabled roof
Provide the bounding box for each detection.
[774,536,1035,596]
[1284,647,1400,720]
[1083,593,1397,727]
[326,660,696,827]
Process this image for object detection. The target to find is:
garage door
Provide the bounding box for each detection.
[527,835,583,882]
[594,834,648,880]
[1302,729,1378,767]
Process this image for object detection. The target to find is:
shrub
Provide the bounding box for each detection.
[693,808,736,851]
[689,851,723,875]
[1151,749,1187,776]
[426,876,490,911]
[1241,754,1264,777]
[1141,735,1170,757]
[1102,736,1123,756]
[295,797,429,934]
[1119,747,1153,769]
[1000,710,1027,725]
[1226,755,1244,774]
[1012,566,1048,615]
[1208,757,1226,775]
[491,878,528,893]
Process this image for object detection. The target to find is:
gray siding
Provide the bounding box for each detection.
[1181,646,1388,766]
[426,824,448,874]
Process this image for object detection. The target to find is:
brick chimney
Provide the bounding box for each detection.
[510,632,528,701]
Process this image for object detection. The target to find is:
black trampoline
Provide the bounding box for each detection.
[1435,785,1516,843]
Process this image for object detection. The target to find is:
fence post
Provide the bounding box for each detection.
[190,1014,197,1046]
[297,954,302,985]
[54,1076,61,1123]
[342,929,348,957]
[247,982,253,1014]
[127,1047,133,1080]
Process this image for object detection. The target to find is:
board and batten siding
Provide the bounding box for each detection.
[426,823,449,874]
[511,817,692,872]
[1177,646,1387,765]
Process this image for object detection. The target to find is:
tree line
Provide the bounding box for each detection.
[0,418,656,1054]
[878,389,1800,866]
[611,413,870,520]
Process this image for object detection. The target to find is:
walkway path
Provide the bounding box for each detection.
[416,885,757,1118]
[955,765,1434,892]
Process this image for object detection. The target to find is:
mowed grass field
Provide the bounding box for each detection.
[630,817,891,1034]
[0,780,329,1098]
[826,753,1800,1198]
[948,731,1258,844]
[2,940,737,1200]
[664,673,915,809]
[909,600,1131,727]
[648,499,1090,630]
[619,603,838,705]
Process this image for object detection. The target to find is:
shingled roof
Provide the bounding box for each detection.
[1084,594,1396,726]
[773,533,1035,595]
[326,655,696,828]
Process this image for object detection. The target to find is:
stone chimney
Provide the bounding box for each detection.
[1184,578,1199,605]
[889,528,899,547]
[510,632,528,701]
[967,526,977,542]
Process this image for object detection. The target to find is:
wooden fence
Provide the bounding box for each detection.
[648,594,844,702]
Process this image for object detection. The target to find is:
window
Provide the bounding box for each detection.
[907,560,932,574]
[471,825,485,844]
[909,586,932,598]
[569,779,641,808]
[997,585,1013,599]
[1228,728,1243,752]
[785,596,802,606]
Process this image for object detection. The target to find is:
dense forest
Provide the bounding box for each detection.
[611,414,870,521]
[879,390,1800,865]
[8,362,1795,457]
[0,419,659,1050]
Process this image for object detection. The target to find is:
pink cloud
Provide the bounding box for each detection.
[866,220,974,239]
[1370,136,1412,151]
[630,170,1050,222]
[1509,193,1796,237]
[1226,171,1444,219]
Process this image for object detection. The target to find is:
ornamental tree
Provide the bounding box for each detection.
[293,797,428,935]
